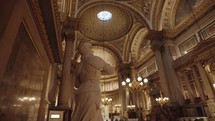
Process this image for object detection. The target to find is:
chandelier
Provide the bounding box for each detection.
[121,67,148,92]
[155,91,169,106]
[101,96,112,106]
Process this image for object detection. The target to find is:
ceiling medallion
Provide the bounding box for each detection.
[97,11,112,21]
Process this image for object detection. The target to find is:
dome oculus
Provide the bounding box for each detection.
[97,11,112,21]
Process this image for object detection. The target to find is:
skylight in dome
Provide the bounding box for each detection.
[97,11,112,21]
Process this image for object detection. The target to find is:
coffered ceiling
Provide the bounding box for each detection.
[77,3,133,41]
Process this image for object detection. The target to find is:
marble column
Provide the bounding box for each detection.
[162,41,184,104]
[191,66,205,100]
[197,62,214,99]
[197,62,215,118]
[146,30,170,98]
[118,70,126,115]
[119,63,130,115]
[182,71,195,102]
[58,40,73,108]
[48,63,60,107]
[58,17,79,108]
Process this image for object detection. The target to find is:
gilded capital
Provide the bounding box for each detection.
[150,40,163,52]
[145,30,165,41]
[145,30,166,52]
[61,17,79,41]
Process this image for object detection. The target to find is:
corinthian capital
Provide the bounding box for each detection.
[145,30,166,52]
[61,17,79,41]
[145,30,165,41]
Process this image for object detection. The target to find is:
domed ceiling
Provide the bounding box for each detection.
[78,4,133,42]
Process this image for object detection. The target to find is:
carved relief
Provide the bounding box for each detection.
[165,0,214,38]
[61,17,79,41]
[200,21,215,40]
[53,0,63,33]
[129,0,152,20]
[141,0,152,18]
[131,28,148,61]
[178,35,198,55]
[162,0,175,29]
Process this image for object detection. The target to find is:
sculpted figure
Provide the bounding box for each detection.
[71,41,114,121]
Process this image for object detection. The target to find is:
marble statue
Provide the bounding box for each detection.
[71,41,114,121]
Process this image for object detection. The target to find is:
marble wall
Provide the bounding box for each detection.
[0,24,46,121]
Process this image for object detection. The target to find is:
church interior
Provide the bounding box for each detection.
[0,0,215,121]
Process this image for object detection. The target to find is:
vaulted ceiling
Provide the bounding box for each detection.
[55,0,214,84]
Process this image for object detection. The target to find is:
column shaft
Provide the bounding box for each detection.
[58,40,73,108]
[154,49,170,98]
[197,62,214,99]
[191,66,205,100]
[48,63,60,106]
[182,71,195,102]
[163,43,184,103]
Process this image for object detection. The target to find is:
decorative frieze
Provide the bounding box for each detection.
[28,0,54,63]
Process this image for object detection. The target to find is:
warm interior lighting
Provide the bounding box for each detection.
[137,76,142,81]
[155,91,169,106]
[126,77,131,83]
[213,83,215,88]
[121,68,148,92]
[101,97,112,106]
[127,105,136,109]
[18,97,36,102]
[122,77,148,92]
[143,78,148,83]
[122,81,126,86]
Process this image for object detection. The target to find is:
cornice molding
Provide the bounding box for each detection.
[52,0,62,36]
[28,0,54,63]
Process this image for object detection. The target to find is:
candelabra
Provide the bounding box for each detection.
[155,91,169,106]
